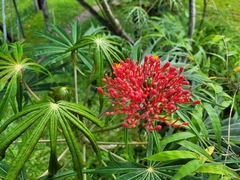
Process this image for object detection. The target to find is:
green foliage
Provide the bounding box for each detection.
[0,0,240,179]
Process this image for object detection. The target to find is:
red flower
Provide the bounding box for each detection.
[97,55,200,131]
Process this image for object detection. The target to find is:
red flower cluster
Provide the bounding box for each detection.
[97,55,200,131]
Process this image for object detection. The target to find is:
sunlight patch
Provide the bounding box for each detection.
[147,166,154,173]
[15,64,23,72]
[51,103,59,110]
[95,38,103,45]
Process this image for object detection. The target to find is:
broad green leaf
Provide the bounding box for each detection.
[144,150,199,161]
[159,132,196,147]
[195,163,239,178]
[172,159,204,180]
[203,103,222,149]
[177,141,212,161]
[209,174,221,180]
[211,35,225,42]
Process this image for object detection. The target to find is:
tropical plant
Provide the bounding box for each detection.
[0,0,240,179]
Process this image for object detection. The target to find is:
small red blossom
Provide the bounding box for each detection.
[98,55,200,131]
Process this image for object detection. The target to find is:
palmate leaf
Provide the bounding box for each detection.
[27,21,105,70]
[0,98,104,180]
[0,42,50,122]
[69,34,125,64]
[0,162,26,180]
[0,76,17,121]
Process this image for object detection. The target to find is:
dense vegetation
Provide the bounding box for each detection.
[0,0,240,179]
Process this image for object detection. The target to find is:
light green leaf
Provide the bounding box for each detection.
[172,159,204,180]
[177,140,212,160]
[196,163,239,178]
[58,101,104,127]
[190,104,209,140]
[159,132,196,147]
[144,150,199,161]
[203,103,222,149]
[58,113,84,180]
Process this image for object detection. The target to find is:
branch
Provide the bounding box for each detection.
[76,0,134,44]
[197,0,208,33]
[0,22,14,42]
[99,0,134,44]
[188,0,196,46]
[76,0,116,34]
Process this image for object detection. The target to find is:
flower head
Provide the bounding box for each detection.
[97,55,200,131]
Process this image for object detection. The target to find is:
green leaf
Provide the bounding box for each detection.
[0,76,17,122]
[94,167,142,174]
[177,140,212,161]
[58,113,84,180]
[38,170,77,180]
[117,170,146,180]
[0,109,48,158]
[59,108,101,162]
[10,42,23,63]
[203,103,222,149]
[0,102,50,133]
[144,150,199,161]
[48,112,62,175]
[159,132,196,147]
[0,162,26,180]
[4,108,52,180]
[195,163,239,178]
[58,101,104,127]
[190,105,208,140]
[172,159,204,180]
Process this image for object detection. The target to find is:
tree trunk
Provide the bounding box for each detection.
[99,0,134,44]
[76,0,134,44]
[0,22,14,43]
[32,0,38,12]
[40,0,51,32]
[197,0,207,33]
[1,0,7,42]
[76,0,114,31]
[188,0,196,46]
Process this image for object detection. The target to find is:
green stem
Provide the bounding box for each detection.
[72,51,79,104]
[22,75,40,101]
[92,123,123,133]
